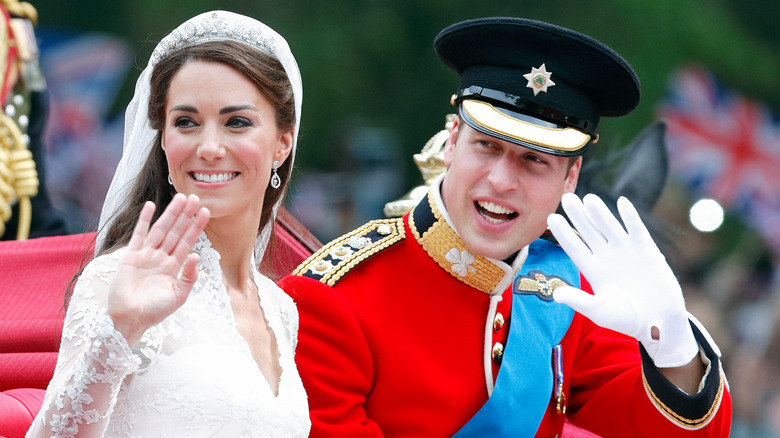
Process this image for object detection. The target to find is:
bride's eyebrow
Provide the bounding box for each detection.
[169,104,197,114]
[220,104,258,115]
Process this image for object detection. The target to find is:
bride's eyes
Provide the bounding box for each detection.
[170,115,254,130]
[173,117,197,129]
[226,117,252,129]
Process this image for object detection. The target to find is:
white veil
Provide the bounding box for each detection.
[96,10,303,266]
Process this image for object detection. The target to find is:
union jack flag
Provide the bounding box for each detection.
[657,67,780,256]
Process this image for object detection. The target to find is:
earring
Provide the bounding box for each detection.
[168,174,173,185]
[270,160,281,189]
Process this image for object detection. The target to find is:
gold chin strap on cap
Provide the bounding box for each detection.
[461,99,592,153]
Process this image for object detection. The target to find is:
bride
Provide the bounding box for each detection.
[27,10,310,437]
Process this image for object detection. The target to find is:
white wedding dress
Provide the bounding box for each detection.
[28,233,311,437]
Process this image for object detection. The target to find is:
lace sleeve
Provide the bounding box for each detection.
[27,253,141,438]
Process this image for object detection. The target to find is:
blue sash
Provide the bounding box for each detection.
[453,238,578,437]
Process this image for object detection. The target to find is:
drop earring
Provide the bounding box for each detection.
[168,174,173,185]
[270,160,281,189]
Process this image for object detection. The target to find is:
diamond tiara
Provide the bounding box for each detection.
[150,11,280,65]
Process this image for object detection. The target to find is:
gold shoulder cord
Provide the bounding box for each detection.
[0,0,40,240]
[0,113,38,239]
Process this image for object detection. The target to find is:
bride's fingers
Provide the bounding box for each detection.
[172,253,201,306]
[127,201,157,251]
[171,207,210,262]
[158,195,202,254]
[145,193,187,249]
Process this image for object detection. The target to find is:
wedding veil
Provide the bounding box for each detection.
[96,10,303,265]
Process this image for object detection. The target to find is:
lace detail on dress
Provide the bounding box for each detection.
[132,233,238,368]
[31,253,140,438]
[29,233,310,438]
[255,273,300,352]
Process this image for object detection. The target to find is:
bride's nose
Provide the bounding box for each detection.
[197,126,226,160]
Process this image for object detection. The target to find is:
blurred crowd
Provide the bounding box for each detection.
[654,184,780,437]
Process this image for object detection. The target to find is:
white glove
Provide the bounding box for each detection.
[547,193,699,368]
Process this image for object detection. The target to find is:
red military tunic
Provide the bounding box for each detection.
[280,190,731,437]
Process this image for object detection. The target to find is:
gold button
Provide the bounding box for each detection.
[492,342,504,363]
[493,312,505,332]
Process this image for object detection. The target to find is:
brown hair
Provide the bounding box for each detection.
[98,40,296,257]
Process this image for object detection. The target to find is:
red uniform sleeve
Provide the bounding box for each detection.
[279,274,384,438]
[559,277,732,437]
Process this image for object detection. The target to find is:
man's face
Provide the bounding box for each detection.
[441,120,581,260]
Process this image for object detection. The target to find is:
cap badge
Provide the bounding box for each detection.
[523,63,555,96]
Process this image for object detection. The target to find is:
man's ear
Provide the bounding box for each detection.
[443,117,460,167]
[563,156,582,194]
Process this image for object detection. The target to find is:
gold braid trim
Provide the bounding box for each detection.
[292,218,405,286]
[409,193,505,294]
[641,363,725,429]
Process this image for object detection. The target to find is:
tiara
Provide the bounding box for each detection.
[150,11,280,65]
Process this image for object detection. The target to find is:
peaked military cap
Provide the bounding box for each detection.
[434,17,640,156]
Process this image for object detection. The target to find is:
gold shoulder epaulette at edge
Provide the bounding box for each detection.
[292,217,405,287]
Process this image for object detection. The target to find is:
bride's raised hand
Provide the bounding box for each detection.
[107,193,210,346]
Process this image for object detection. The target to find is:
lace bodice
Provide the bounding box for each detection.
[27,233,310,437]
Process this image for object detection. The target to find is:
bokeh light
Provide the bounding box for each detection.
[689,198,725,232]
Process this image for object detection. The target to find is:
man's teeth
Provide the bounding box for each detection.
[482,215,504,225]
[478,201,515,215]
[192,172,237,183]
[477,201,516,224]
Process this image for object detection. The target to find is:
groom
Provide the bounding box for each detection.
[281,17,731,437]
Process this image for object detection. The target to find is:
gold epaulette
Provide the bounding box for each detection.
[292,218,405,286]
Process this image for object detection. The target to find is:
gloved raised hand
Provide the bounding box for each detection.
[547,193,699,368]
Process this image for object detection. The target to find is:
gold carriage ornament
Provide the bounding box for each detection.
[383,113,455,218]
[0,0,41,240]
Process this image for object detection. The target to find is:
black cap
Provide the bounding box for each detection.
[434,17,640,156]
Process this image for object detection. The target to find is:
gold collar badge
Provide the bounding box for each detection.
[410,192,508,294]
